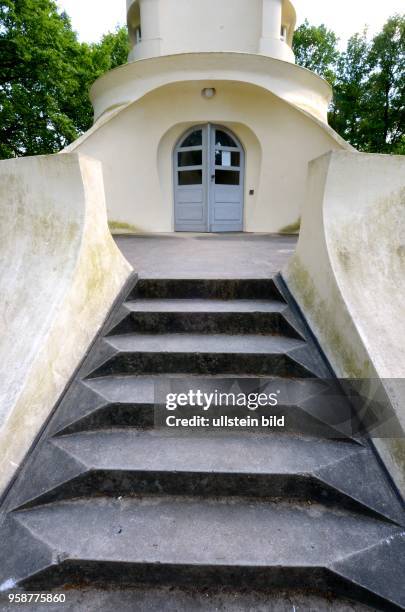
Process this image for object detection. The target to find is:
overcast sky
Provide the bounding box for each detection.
[57,0,404,47]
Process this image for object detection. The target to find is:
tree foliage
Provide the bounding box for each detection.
[293,20,340,84]
[364,15,404,153]
[0,0,128,159]
[294,15,405,154]
[329,31,371,150]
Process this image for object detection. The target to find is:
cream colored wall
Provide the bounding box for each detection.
[0,153,132,495]
[128,0,295,63]
[88,53,332,125]
[160,0,262,56]
[69,81,343,233]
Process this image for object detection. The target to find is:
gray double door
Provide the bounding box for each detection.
[174,124,244,232]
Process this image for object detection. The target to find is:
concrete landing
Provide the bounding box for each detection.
[115,234,297,279]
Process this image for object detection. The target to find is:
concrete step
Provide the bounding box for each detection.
[129,278,284,301]
[48,375,359,439]
[126,299,288,313]
[7,430,404,525]
[2,497,404,609]
[108,299,303,337]
[88,333,324,378]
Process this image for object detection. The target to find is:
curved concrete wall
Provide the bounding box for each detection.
[66,81,345,234]
[0,154,132,496]
[284,151,405,494]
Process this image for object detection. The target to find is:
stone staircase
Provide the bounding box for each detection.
[0,276,404,611]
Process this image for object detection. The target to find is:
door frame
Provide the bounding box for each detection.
[173,124,245,233]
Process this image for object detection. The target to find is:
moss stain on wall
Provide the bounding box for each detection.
[279,218,301,235]
[109,220,141,234]
[287,256,372,379]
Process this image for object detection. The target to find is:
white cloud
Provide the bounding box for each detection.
[57,0,403,45]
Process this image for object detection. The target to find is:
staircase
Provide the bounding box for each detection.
[0,276,404,611]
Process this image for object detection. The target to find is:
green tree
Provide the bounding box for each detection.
[92,27,130,73]
[0,0,128,159]
[365,15,405,153]
[329,31,371,149]
[293,19,340,84]
[296,16,405,155]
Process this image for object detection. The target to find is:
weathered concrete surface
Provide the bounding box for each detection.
[0,153,132,496]
[284,151,405,494]
[115,233,297,278]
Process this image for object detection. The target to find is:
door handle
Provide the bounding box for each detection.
[211,174,215,182]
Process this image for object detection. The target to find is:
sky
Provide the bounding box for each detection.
[57,0,404,47]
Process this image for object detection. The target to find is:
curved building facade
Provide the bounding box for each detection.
[66,0,351,233]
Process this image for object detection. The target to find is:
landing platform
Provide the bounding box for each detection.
[115,233,297,279]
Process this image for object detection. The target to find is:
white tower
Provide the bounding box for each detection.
[127,0,296,63]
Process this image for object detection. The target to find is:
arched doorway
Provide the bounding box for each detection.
[174,124,245,232]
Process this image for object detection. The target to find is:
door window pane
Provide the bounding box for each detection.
[215,150,240,167]
[215,130,237,148]
[178,150,202,167]
[181,130,202,148]
[215,170,240,185]
[178,170,203,185]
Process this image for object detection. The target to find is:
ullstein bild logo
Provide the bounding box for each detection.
[165,413,286,429]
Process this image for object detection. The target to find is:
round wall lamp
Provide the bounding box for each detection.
[201,88,217,99]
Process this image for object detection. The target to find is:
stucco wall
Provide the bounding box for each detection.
[0,154,132,496]
[284,151,405,494]
[69,81,343,234]
[157,0,262,56]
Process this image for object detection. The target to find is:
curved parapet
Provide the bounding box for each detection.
[284,151,405,494]
[0,154,133,495]
[88,52,332,125]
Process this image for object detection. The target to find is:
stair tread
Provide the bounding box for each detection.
[105,333,305,354]
[52,430,360,474]
[124,299,287,313]
[13,497,400,567]
[85,375,158,403]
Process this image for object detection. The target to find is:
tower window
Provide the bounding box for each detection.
[280,25,288,42]
[135,26,142,44]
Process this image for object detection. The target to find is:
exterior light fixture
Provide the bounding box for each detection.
[202,88,216,99]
